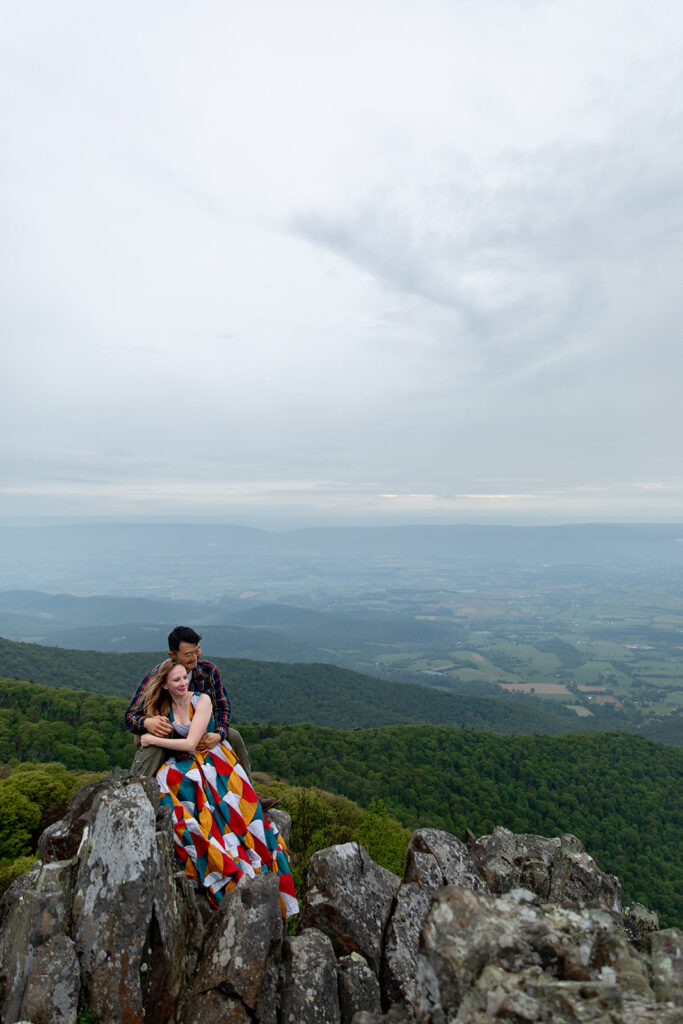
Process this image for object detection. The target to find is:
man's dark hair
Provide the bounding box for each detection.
[168,626,202,652]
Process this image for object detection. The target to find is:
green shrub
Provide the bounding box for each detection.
[0,853,39,899]
[253,775,410,891]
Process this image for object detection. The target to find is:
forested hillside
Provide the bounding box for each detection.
[1,676,680,928]
[242,722,683,929]
[0,637,633,735]
[639,710,683,748]
[0,678,133,770]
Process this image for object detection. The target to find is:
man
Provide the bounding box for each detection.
[125,625,277,809]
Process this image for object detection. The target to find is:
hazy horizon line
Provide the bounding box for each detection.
[2,515,683,531]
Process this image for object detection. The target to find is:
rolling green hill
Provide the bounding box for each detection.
[0,636,601,735]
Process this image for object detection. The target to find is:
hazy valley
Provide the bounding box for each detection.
[1,523,681,741]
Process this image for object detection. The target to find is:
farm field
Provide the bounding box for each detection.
[348,564,683,720]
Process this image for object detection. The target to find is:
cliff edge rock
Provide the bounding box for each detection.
[0,770,680,1024]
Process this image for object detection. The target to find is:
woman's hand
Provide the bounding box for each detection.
[140,733,153,748]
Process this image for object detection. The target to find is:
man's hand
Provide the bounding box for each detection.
[196,731,221,752]
[143,715,172,737]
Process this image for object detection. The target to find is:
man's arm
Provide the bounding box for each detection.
[203,662,231,740]
[124,673,152,734]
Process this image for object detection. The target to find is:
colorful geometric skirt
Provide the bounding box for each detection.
[154,740,298,919]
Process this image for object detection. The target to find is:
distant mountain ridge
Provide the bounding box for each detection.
[0,590,459,666]
[3,522,683,596]
[0,589,207,618]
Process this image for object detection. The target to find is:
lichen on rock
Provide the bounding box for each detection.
[0,773,679,1024]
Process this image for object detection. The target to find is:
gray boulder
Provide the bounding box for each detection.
[415,884,674,1024]
[280,927,341,1024]
[267,807,292,846]
[469,826,622,916]
[382,883,433,1013]
[191,872,283,1024]
[0,770,205,1024]
[0,861,77,1024]
[636,926,683,1006]
[299,842,401,973]
[338,952,382,1022]
[383,829,488,1014]
[72,776,198,1024]
[405,829,487,895]
[624,900,660,941]
[12,933,79,1024]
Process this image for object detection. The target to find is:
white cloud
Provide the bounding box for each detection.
[1,0,682,523]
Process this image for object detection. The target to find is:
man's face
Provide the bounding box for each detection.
[172,641,201,672]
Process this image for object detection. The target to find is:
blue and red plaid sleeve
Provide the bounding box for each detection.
[203,662,231,739]
[124,668,156,734]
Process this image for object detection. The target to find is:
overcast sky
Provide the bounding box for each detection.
[2,1,682,526]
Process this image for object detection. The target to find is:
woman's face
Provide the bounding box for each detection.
[163,663,189,698]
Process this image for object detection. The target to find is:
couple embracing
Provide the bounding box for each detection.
[124,626,297,919]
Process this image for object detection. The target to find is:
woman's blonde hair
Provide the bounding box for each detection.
[134,658,177,720]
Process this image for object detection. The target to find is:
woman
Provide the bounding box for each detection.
[137,659,298,919]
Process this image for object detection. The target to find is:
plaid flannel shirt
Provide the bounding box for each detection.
[124,659,231,739]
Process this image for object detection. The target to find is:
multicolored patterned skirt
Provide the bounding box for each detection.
[154,740,298,919]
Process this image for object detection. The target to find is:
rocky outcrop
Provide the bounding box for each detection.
[299,842,401,973]
[416,886,655,1023]
[0,772,679,1024]
[382,829,487,1017]
[0,771,203,1024]
[468,826,624,913]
